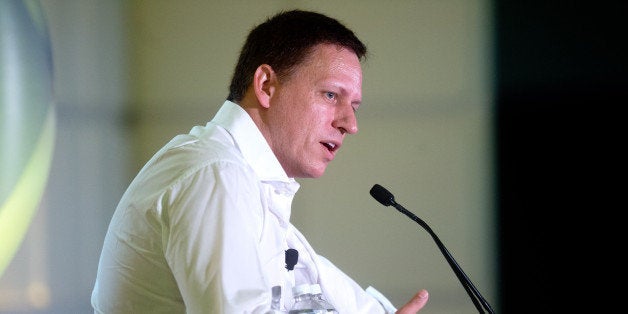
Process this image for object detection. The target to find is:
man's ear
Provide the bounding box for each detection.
[253,64,276,109]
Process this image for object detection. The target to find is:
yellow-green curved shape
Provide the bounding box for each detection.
[1,0,55,277]
[0,107,55,275]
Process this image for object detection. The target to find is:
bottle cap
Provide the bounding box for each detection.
[310,283,322,295]
[272,285,281,299]
[292,283,311,296]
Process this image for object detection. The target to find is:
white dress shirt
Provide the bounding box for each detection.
[91,100,387,313]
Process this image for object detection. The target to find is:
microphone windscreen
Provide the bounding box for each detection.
[285,248,298,270]
[370,184,395,206]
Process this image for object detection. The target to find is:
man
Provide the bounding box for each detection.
[91,10,428,313]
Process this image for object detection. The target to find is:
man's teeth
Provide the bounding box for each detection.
[325,143,336,149]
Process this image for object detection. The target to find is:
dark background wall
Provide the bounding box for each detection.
[495,1,625,311]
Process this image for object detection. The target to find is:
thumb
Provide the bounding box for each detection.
[396,289,429,314]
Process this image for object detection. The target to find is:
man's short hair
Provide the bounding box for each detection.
[227,10,367,102]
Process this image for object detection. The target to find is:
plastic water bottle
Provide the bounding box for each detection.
[309,284,338,313]
[288,283,325,313]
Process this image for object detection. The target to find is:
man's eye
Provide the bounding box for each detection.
[325,92,336,100]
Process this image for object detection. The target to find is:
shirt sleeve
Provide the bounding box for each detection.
[160,160,272,313]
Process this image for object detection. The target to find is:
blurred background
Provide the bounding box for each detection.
[1,0,624,313]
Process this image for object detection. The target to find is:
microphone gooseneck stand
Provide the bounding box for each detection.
[369,184,495,314]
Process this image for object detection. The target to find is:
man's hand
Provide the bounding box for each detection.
[396,290,429,314]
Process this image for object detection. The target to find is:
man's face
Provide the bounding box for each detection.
[266,43,363,178]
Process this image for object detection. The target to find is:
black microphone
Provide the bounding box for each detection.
[370,184,495,314]
[285,248,298,271]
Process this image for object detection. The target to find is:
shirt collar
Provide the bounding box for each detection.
[211,100,299,190]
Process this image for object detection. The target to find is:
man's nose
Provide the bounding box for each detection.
[332,103,358,135]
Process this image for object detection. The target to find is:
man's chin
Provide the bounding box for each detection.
[297,166,327,179]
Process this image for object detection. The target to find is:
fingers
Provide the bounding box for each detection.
[395,289,429,314]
